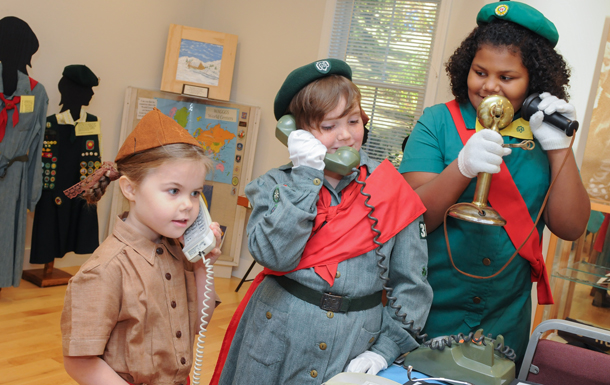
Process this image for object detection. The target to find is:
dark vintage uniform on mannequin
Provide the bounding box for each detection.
[30,65,100,264]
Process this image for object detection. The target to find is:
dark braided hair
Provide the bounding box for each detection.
[446,19,571,105]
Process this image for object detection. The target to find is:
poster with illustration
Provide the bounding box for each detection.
[176,39,223,86]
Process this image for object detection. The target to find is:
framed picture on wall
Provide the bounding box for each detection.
[160,24,238,101]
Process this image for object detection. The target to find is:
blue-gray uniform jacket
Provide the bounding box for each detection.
[219,150,432,385]
[0,64,48,288]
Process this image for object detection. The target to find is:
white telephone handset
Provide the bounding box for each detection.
[181,194,216,385]
[182,194,216,262]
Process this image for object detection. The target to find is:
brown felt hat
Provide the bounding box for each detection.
[115,108,201,162]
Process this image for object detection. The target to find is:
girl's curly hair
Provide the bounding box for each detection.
[446,20,571,105]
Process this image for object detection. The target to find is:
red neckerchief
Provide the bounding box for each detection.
[0,77,38,143]
[446,100,553,305]
[209,160,426,384]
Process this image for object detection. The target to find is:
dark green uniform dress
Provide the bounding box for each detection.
[30,112,101,264]
[399,101,550,361]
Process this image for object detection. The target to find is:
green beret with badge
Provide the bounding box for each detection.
[62,64,99,87]
[476,1,559,47]
[273,58,352,120]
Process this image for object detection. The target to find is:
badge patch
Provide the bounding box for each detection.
[273,187,280,203]
[315,60,331,74]
[419,221,427,239]
[495,4,508,16]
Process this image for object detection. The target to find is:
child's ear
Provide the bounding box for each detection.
[118,175,137,202]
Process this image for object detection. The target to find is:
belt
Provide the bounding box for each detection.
[273,275,382,313]
[0,154,28,178]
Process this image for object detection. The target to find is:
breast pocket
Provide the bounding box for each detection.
[16,109,36,132]
[243,297,289,366]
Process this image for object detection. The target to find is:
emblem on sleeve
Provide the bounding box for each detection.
[419,221,427,239]
[273,187,280,203]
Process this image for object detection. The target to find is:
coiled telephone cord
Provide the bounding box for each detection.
[352,168,516,362]
[191,257,214,385]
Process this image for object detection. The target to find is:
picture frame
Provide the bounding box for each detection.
[161,24,238,101]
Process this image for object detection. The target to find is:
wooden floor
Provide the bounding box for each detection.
[0,266,252,385]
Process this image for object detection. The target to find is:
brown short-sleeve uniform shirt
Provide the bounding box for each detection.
[61,214,198,385]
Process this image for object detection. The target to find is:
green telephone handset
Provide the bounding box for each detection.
[275,114,360,176]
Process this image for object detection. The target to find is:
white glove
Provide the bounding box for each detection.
[287,129,327,170]
[345,350,388,375]
[457,129,511,178]
[529,92,575,151]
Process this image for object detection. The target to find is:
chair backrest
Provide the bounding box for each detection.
[519,319,610,385]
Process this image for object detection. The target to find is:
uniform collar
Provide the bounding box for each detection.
[56,109,87,125]
[112,212,183,265]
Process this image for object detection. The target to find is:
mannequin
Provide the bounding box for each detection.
[25,65,100,287]
[0,17,49,290]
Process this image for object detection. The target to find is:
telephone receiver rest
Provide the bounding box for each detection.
[521,92,579,137]
[276,114,360,176]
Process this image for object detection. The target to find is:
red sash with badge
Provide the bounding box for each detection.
[209,160,426,384]
[446,100,553,305]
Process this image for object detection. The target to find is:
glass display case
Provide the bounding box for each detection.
[533,201,610,337]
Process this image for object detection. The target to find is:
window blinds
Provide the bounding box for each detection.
[328,0,440,166]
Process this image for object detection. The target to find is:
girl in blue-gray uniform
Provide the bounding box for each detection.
[212,59,432,384]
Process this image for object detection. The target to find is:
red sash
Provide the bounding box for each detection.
[446,100,553,305]
[0,77,38,143]
[209,160,426,384]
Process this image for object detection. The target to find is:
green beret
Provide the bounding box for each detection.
[476,1,558,47]
[62,64,99,87]
[274,59,352,120]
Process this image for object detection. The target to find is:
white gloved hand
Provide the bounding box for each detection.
[457,129,511,178]
[287,129,327,170]
[345,350,388,375]
[529,92,575,151]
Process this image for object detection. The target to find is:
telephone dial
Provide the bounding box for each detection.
[275,114,360,175]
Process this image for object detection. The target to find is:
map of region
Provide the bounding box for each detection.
[155,98,238,185]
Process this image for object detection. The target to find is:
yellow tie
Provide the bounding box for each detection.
[475,117,533,140]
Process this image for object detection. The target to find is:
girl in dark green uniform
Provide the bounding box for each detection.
[400,1,590,362]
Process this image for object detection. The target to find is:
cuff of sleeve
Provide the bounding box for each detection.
[62,337,108,357]
[290,166,325,191]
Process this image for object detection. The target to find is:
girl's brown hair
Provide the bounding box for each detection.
[288,74,362,130]
[83,143,213,204]
[446,19,571,105]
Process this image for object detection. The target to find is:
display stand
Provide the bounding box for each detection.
[22,261,72,287]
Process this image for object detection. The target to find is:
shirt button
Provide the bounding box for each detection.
[310,370,318,378]
[335,271,341,278]
[165,273,172,280]
[319,342,327,350]
[369,337,375,343]
[180,357,186,365]
[473,296,482,304]
[266,311,272,319]
[171,301,177,308]
[313,178,321,186]
[482,258,491,266]
[327,311,334,318]
[176,331,182,338]
[156,247,164,255]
